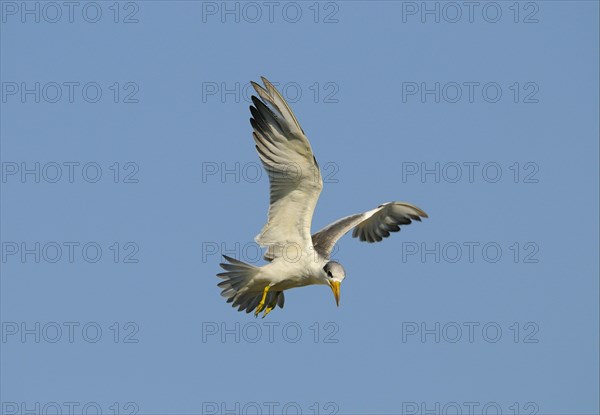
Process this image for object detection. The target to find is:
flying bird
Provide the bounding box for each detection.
[218,77,428,317]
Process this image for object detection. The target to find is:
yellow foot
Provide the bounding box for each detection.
[254,285,271,317]
[262,305,274,319]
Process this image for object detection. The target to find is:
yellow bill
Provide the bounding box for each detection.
[329,280,341,306]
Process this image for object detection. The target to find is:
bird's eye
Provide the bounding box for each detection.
[327,271,332,278]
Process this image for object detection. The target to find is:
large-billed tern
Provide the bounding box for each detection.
[218,77,428,317]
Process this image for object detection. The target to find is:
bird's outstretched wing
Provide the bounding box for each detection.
[250,77,323,258]
[311,202,428,258]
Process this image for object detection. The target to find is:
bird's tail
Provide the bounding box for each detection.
[217,255,284,314]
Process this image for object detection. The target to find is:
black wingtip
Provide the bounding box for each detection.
[251,95,263,107]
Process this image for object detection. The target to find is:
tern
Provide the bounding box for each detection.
[218,77,428,317]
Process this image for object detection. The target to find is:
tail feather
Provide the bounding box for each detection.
[217,255,285,314]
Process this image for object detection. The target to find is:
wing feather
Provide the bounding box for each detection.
[249,78,323,256]
[312,202,428,258]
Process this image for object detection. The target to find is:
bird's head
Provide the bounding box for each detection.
[323,261,346,307]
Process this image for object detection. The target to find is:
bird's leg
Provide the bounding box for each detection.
[254,285,271,317]
[262,305,274,318]
[262,291,281,318]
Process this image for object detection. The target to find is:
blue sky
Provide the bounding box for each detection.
[1,1,598,414]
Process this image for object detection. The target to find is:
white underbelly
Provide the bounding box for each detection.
[259,253,325,291]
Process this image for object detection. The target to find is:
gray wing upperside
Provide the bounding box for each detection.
[311,202,428,258]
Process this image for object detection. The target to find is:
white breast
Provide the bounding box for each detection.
[260,249,327,291]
